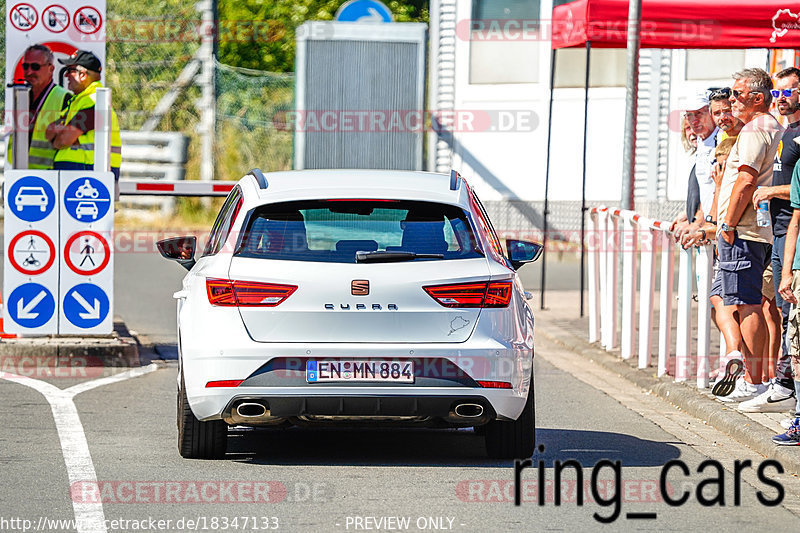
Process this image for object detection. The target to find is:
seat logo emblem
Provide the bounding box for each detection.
[351,280,369,296]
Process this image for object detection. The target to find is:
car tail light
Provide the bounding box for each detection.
[477,381,513,389]
[206,278,297,307]
[423,280,513,308]
[206,380,244,388]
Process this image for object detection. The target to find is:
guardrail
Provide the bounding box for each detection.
[588,206,721,388]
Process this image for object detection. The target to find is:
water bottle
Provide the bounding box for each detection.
[756,187,771,227]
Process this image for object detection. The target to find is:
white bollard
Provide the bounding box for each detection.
[621,213,638,359]
[606,212,620,350]
[599,209,609,347]
[696,244,714,388]
[675,246,693,381]
[657,230,674,377]
[639,227,658,368]
[588,210,601,343]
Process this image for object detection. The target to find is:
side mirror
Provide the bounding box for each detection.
[506,239,543,270]
[157,236,197,271]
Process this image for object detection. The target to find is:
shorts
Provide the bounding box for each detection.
[710,258,723,299]
[762,261,775,301]
[784,271,800,377]
[716,232,770,306]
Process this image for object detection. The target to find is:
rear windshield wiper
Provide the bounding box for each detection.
[355,251,444,263]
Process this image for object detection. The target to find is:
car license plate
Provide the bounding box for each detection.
[306,360,414,383]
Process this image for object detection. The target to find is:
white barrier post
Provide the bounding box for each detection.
[606,212,620,350]
[675,246,693,381]
[657,230,674,377]
[621,212,638,359]
[588,209,601,343]
[599,209,610,348]
[696,244,713,388]
[638,226,658,368]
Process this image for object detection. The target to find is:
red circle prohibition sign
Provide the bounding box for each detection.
[64,230,110,276]
[43,4,70,33]
[8,230,55,275]
[9,3,39,32]
[73,6,102,35]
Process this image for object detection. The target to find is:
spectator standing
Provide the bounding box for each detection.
[715,68,784,402]
[740,67,800,413]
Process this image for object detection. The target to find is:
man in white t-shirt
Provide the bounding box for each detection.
[715,68,785,402]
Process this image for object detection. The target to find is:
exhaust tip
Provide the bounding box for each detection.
[454,403,484,418]
[236,402,268,418]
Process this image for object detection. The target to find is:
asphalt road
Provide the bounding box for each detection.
[2,333,799,533]
[2,249,800,532]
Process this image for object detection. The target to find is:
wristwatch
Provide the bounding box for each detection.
[705,215,717,224]
[720,222,735,232]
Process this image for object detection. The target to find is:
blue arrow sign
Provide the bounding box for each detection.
[8,176,56,222]
[335,0,393,22]
[64,177,111,222]
[63,283,109,328]
[7,283,56,328]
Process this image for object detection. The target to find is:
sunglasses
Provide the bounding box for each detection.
[22,62,45,71]
[709,87,731,99]
[771,88,799,98]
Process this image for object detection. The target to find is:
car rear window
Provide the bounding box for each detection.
[236,200,484,263]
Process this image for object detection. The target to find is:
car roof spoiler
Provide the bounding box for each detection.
[248,168,269,190]
[449,169,461,191]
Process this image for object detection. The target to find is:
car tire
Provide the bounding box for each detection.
[178,374,228,459]
[484,379,535,460]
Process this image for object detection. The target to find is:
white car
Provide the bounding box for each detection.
[158,169,542,460]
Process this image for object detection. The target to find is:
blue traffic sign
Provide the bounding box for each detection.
[335,0,393,22]
[63,177,111,222]
[8,176,56,222]
[7,283,56,328]
[63,283,109,328]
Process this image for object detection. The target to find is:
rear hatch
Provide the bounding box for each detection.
[225,199,493,343]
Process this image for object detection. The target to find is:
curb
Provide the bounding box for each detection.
[0,317,139,366]
[536,319,800,478]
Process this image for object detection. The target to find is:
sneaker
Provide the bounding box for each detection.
[738,383,796,412]
[711,357,745,397]
[772,418,800,445]
[717,377,767,403]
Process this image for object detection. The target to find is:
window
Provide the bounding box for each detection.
[686,50,745,81]
[203,187,243,256]
[553,48,627,88]
[469,0,541,84]
[237,200,484,263]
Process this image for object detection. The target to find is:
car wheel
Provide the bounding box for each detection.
[484,378,535,460]
[178,373,228,459]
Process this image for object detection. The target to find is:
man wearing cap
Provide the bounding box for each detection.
[45,50,121,192]
[670,91,719,240]
[11,44,71,169]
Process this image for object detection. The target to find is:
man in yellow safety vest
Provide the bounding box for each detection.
[11,44,71,169]
[46,50,122,196]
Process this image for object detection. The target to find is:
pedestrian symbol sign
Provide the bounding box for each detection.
[7,283,56,329]
[64,177,110,221]
[8,176,55,222]
[8,230,56,276]
[64,230,110,276]
[63,283,108,328]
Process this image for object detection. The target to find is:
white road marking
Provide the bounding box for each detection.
[1,363,158,533]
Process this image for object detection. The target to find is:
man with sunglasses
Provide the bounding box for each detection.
[739,68,800,413]
[45,50,121,196]
[12,44,70,169]
[716,68,785,403]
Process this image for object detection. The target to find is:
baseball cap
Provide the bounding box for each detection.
[58,50,102,73]
[685,90,710,112]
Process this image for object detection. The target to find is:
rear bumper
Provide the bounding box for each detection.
[221,394,499,426]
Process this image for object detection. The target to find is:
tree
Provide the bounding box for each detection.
[217,0,429,72]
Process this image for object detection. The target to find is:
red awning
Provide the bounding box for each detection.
[552,0,800,49]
